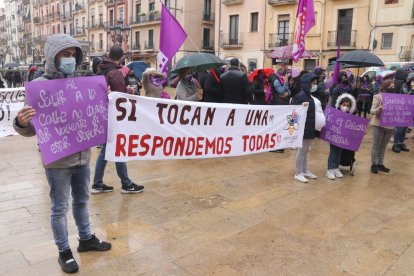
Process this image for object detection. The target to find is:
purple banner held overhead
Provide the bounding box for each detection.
[25,76,108,165]
[320,106,369,151]
[380,93,414,127]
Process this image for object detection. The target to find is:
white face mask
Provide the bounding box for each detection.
[310,84,318,93]
[58,57,76,75]
[340,106,350,112]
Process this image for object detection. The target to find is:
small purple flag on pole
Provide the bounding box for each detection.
[157,3,187,74]
[325,43,341,89]
[292,0,315,63]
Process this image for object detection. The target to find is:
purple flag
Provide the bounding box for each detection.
[320,106,369,151]
[25,76,108,165]
[292,0,315,62]
[380,93,414,127]
[157,3,187,74]
[325,43,341,89]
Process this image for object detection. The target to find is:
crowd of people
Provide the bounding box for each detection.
[10,33,414,273]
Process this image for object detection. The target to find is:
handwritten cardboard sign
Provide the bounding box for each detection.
[380,93,414,127]
[0,88,26,137]
[320,106,369,151]
[25,76,108,165]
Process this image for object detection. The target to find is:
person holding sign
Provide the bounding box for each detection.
[93,46,144,194]
[13,34,111,273]
[292,72,318,183]
[370,79,395,174]
[326,93,357,180]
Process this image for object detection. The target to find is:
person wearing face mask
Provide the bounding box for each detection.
[142,68,166,97]
[326,94,357,180]
[357,75,373,118]
[176,67,203,101]
[331,71,353,108]
[92,46,144,195]
[12,34,111,273]
[369,79,395,174]
[292,73,318,183]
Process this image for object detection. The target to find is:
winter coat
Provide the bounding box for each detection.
[251,78,266,105]
[315,80,329,109]
[202,71,222,103]
[335,93,357,114]
[13,34,90,169]
[370,93,393,130]
[220,66,252,104]
[331,84,353,108]
[98,57,127,93]
[268,73,290,105]
[292,73,317,140]
[394,68,408,94]
[176,79,199,101]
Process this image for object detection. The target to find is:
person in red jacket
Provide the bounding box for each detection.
[92,46,144,194]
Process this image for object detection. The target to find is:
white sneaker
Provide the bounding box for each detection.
[333,169,344,178]
[326,170,336,180]
[303,171,317,179]
[294,174,309,183]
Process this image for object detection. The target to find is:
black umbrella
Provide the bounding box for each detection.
[338,50,384,67]
[4,62,20,68]
[326,62,360,71]
[172,53,226,73]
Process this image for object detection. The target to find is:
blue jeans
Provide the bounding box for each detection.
[45,165,92,252]
[93,143,132,188]
[393,127,407,146]
[328,144,343,170]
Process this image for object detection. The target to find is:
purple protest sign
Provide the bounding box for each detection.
[25,76,108,165]
[380,93,414,127]
[320,106,369,151]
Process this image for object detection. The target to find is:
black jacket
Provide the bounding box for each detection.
[202,71,222,103]
[220,67,252,104]
[251,79,266,105]
[292,73,317,140]
[394,68,408,94]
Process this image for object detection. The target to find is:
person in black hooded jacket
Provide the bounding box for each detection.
[202,69,222,103]
[220,58,253,104]
[291,72,318,183]
[392,68,410,153]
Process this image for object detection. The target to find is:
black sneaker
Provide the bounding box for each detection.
[58,249,79,273]
[77,234,111,252]
[377,165,390,173]
[371,165,379,174]
[391,145,401,153]
[400,145,410,152]
[91,184,114,194]
[121,183,144,194]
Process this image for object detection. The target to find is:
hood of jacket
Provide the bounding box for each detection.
[299,72,318,94]
[335,93,357,114]
[99,56,122,73]
[43,34,83,79]
[394,68,408,82]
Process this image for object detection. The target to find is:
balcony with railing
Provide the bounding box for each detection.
[90,42,104,51]
[223,0,244,5]
[202,12,215,23]
[202,40,214,51]
[327,30,357,48]
[73,3,86,13]
[89,19,105,30]
[268,33,293,48]
[268,0,297,6]
[104,0,124,6]
[33,16,41,24]
[23,14,31,21]
[220,33,243,48]
[144,41,154,51]
[73,27,87,36]
[17,25,24,32]
[60,12,73,21]
[130,12,161,26]
[399,46,414,62]
[132,43,141,51]
[23,0,30,5]
[23,32,31,39]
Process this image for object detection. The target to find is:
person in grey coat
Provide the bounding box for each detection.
[13,34,111,273]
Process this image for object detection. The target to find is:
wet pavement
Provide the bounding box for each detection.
[0,129,413,275]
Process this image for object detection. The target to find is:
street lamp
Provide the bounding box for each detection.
[109,20,131,47]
